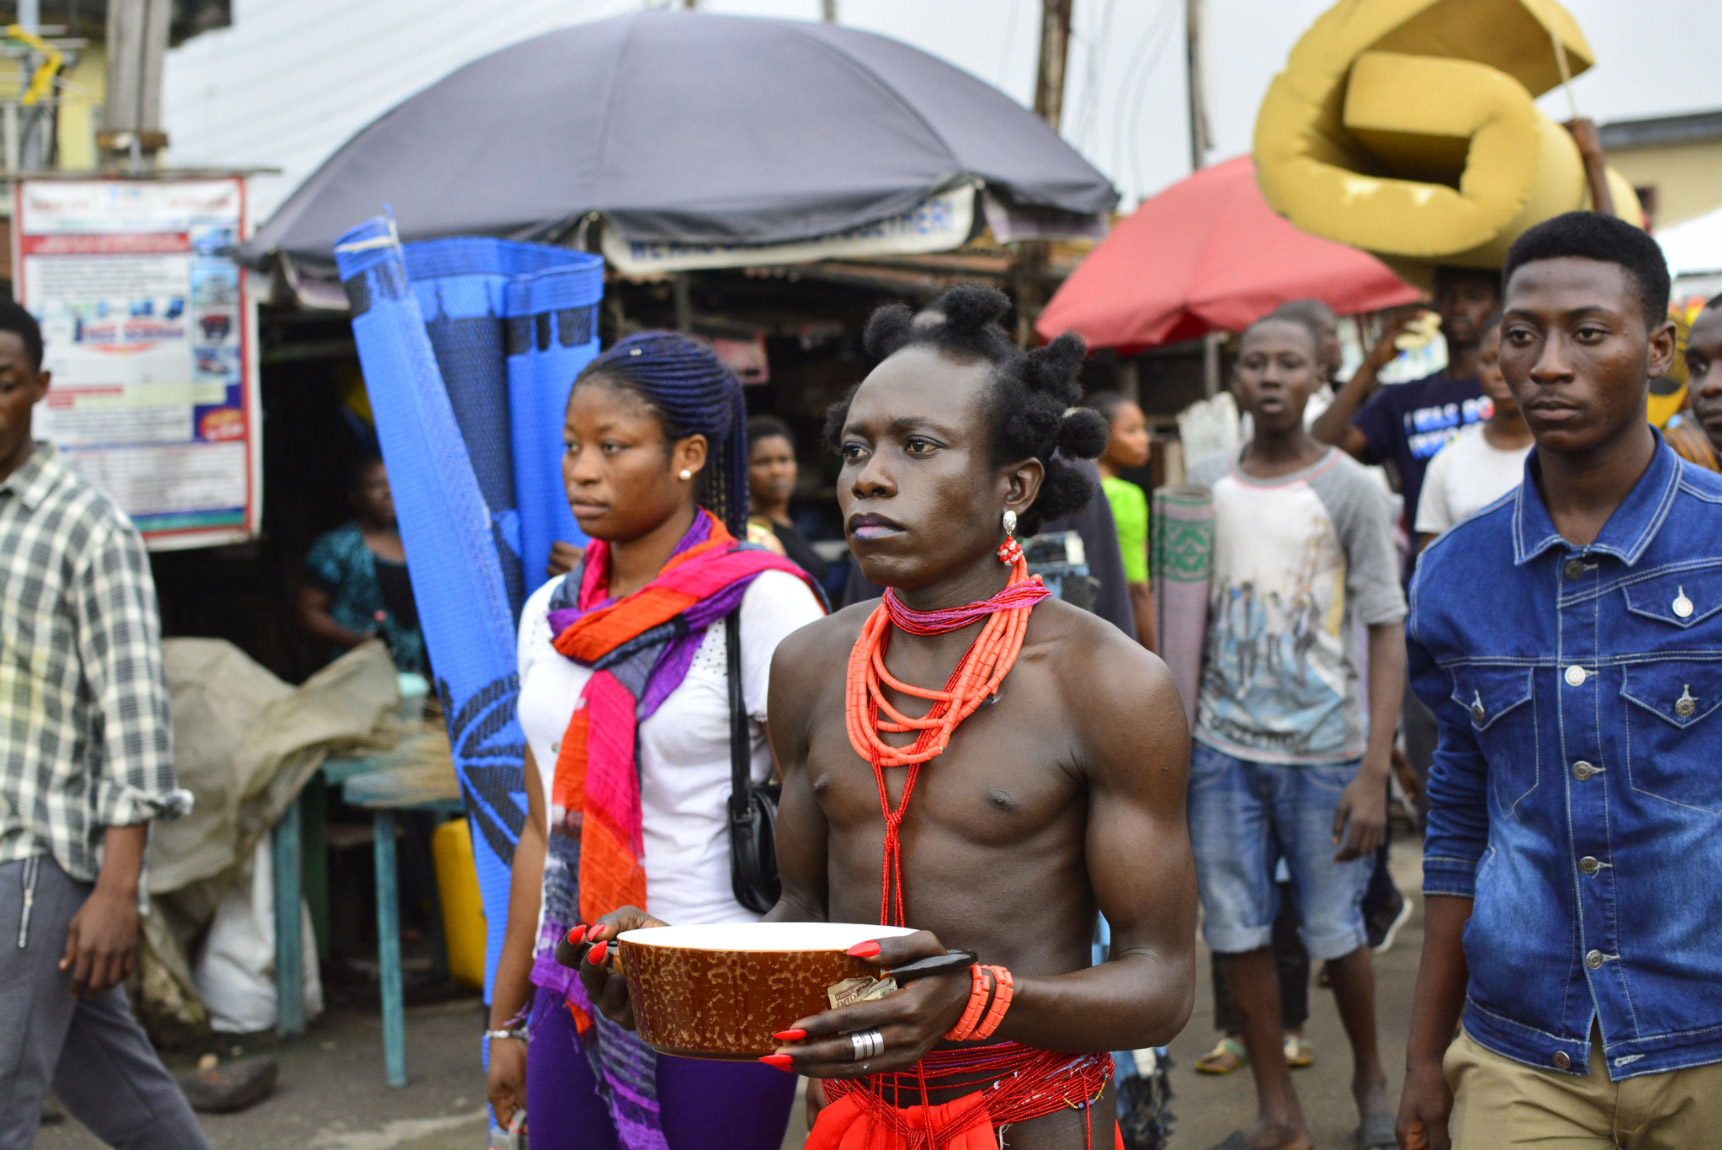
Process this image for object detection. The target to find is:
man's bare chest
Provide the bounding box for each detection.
[802,674,1084,846]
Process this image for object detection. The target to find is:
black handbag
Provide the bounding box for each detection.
[726,611,782,913]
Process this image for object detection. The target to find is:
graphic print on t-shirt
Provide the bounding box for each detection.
[1198,465,1351,760]
[1403,394,1493,461]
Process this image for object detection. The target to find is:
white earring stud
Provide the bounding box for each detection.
[1002,510,1017,536]
[678,468,693,481]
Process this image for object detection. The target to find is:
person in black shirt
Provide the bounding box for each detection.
[746,415,832,587]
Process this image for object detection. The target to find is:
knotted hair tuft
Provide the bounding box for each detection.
[828,284,1103,535]
[573,331,749,535]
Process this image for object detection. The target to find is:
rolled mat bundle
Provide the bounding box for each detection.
[1151,485,1214,731]
[1253,0,1641,284]
[334,220,602,999]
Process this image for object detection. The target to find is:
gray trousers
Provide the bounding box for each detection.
[0,856,210,1150]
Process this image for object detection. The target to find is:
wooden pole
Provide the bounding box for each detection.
[1016,0,1074,345]
[821,0,838,22]
[1033,0,1073,130]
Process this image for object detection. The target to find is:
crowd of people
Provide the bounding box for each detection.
[2,208,1719,1150]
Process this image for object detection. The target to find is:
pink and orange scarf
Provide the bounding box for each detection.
[529,510,820,1148]
[531,509,819,993]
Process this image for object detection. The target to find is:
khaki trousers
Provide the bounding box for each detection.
[1446,1028,1722,1149]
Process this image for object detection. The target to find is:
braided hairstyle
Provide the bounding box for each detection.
[571,332,749,536]
[824,285,1109,536]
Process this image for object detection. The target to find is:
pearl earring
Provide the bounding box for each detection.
[678,468,693,481]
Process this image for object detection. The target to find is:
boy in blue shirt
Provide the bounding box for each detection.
[1398,212,1722,1148]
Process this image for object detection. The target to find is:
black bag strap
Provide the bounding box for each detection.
[726,611,751,822]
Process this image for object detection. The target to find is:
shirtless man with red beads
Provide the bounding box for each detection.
[573,287,1198,1148]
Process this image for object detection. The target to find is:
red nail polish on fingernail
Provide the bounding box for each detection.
[758,1054,795,1072]
[588,923,606,941]
[588,941,608,964]
[846,941,881,958]
[567,925,587,946]
[773,1028,807,1042]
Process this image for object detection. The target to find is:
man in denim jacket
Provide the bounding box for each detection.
[1396,212,1722,1149]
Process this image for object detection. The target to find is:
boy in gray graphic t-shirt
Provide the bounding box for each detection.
[1183,315,1407,1150]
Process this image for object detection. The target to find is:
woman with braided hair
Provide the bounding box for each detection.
[572,287,1198,1148]
[484,332,825,1149]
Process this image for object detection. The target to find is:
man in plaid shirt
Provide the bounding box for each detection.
[0,300,209,1148]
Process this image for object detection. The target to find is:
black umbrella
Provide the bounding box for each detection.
[239,10,1116,282]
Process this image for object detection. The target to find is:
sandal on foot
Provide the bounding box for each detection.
[1194,1036,1248,1075]
[1283,1033,1314,1068]
[1358,1110,1397,1150]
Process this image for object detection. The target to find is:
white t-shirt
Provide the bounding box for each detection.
[517,568,823,927]
[1413,424,1531,537]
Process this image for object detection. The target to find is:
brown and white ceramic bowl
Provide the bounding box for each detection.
[618,922,914,1060]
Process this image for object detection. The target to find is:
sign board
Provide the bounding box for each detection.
[13,177,260,550]
[602,183,976,275]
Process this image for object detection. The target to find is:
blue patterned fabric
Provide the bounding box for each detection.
[333,221,602,1007]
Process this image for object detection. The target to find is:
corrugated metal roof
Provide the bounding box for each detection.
[1599,109,1722,151]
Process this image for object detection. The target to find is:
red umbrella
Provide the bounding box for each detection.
[1036,155,1422,350]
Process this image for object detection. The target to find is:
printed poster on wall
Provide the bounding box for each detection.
[13,177,260,550]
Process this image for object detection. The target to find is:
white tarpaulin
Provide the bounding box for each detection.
[1660,206,1722,279]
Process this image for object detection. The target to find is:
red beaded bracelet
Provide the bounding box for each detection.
[971,965,1014,1040]
[944,963,991,1041]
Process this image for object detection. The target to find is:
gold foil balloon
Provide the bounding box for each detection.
[1253,0,1642,286]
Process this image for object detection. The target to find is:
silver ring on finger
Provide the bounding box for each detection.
[849,1028,885,1061]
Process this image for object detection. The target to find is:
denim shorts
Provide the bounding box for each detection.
[1186,742,1370,962]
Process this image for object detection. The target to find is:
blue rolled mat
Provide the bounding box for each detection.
[334,220,602,1002]
[504,259,602,592]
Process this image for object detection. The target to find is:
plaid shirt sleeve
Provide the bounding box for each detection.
[73,515,190,830]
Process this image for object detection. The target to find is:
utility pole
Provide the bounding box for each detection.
[15,0,48,170]
[1184,0,1209,173]
[821,0,838,22]
[1186,0,1221,394]
[1015,0,1074,345]
[1033,0,1073,131]
[101,0,172,170]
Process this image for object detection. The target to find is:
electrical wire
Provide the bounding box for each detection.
[1109,0,1176,201]
[1071,0,1117,151]
[997,0,1024,90]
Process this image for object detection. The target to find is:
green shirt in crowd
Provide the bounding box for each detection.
[1103,475,1149,584]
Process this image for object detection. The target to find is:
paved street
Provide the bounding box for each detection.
[39,850,1423,1150]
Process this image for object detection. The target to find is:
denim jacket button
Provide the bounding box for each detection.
[1563,559,1586,580]
[1579,856,1601,875]
[1565,665,1588,687]
[1676,686,1698,720]
[1553,1050,1572,1070]
[1572,761,1595,781]
[1674,589,1694,618]
[1586,949,1605,970]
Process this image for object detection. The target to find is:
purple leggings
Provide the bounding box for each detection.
[525,988,796,1150]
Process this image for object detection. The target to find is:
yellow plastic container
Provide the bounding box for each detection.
[432,818,487,991]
